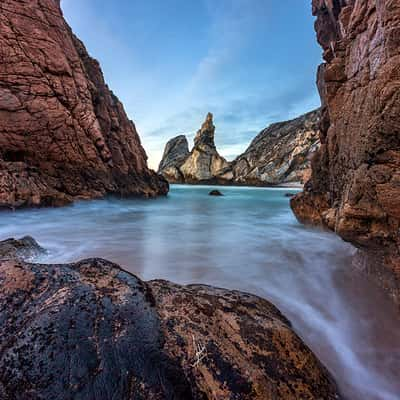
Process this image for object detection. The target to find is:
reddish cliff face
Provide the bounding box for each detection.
[0,0,168,208]
[291,0,400,304]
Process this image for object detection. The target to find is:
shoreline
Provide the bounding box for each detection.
[168,181,304,190]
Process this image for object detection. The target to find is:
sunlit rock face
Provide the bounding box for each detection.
[159,113,230,183]
[291,0,400,305]
[0,237,341,400]
[179,113,231,182]
[157,135,190,182]
[159,110,320,185]
[224,109,321,185]
[0,0,168,209]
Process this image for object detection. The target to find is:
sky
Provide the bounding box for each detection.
[61,0,322,169]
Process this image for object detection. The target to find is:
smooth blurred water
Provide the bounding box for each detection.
[1,185,399,399]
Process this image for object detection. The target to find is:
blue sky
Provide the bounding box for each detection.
[62,0,322,169]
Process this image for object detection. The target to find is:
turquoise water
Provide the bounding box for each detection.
[1,185,399,399]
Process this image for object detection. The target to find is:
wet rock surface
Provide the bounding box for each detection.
[151,280,340,400]
[0,0,168,209]
[0,238,341,399]
[209,190,223,196]
[0,236,44,261]
[291,0,400,306]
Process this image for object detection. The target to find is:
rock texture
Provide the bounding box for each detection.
[0,237,341,399]
[0,0,168,209]
[157,135,190,182]
[221,109,321,185]
[291,0,400,305]
[158,113,230,183]
[0,236,44,261]
[158,110,320,186]
[180,113,230,182]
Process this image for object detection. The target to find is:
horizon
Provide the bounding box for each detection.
[61,0,322,169]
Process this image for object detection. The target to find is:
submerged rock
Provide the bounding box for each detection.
[0,0,168,209]
[209,190,223,196]
[291,0,400,306]
[0,238,341,399]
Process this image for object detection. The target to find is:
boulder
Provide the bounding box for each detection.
[209,190,223,196]
[0,236,44,261]
[0,238,341,399]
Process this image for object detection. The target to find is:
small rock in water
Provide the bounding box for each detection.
[0,236,45,261]
[285,193,296,198]
[209,190,223,196]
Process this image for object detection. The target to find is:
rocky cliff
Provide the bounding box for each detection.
[0,0,168,209]
[158,113,230,183]
[157,135,190,182]
[0,237,341,400]
[220,109,321,185]
[181,113,231,182]
[291,0,400,305]
[158,110,320,185]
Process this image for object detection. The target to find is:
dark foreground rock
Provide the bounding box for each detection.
[209,190,223,196]
[0,0,168,209]
[291,0,400,306]
[0,236,44,261]
[0,238,341,400]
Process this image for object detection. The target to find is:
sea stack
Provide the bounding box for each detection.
[291,0,400,306]
[158,110,321,186]
[0,0,168,209]
[158,113,230,183]
[180,113,230,182]
[157,135,190,182]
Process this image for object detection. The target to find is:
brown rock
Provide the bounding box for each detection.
[0,237,341,399]
[0,0,168,209]
[0,236,44,261]
[291,0,400,306]
[150,280,340,400]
